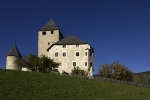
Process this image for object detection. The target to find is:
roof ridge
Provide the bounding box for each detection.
[47,34,88,51]
[55,34,87,44]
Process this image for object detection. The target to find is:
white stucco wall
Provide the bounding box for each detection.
[6,56,21,71]
[22,67,28,71]
[22,67,32,72]
[48,44,94,75]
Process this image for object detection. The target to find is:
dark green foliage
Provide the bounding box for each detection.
[38,55,60,74]
[62,70,70,75]
[98,61,133,82]
[0,69,150,100]
[15,54,60,74]
[15,54,39,71]
[71,66,88,76]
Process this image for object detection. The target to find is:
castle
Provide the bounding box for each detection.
[6,19,94,76]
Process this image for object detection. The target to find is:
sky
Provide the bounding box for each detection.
[0,0,150,74]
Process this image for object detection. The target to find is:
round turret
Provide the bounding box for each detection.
[6,44,22,71]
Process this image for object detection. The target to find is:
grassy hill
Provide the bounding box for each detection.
[134,71,150,76]
[0,69,150,100]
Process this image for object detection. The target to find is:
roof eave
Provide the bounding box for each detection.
[47,43,89,51]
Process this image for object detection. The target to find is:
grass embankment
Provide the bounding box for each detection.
[0,69,150,100]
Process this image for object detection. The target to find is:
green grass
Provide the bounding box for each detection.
[0,69,150,100]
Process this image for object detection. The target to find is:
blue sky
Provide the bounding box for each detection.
[0,0,150,74]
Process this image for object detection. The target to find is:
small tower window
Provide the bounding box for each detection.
[85,62,87,66]
[48,42,50,45]
[73,62,76,66]
[63,52,66,57]
[42,32,46,35]
[76,44,79,47]
[85,52,87,56]
[90,62,92,66]
[90,51,92,56]
[62,45,66,48]
[55,52,58,57]
[76,52,79,56]
[51,31,53,34]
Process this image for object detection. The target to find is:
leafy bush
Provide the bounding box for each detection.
[98,61,133,82]
[15,54,60,74]
[71,66,88,76]
[62,70,70,75]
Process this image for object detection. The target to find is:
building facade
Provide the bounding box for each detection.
[6,19,94,76]
[38,19,94,75]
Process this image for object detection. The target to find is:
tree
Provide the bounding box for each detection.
[71,66,88,76]
[98,63,112,78]
[38,55,60,74]
[15,54,39,71]
[98,61,133,82]
[15,54,60,74]
[133,73,150,85]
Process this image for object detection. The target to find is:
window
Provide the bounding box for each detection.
[76,44,79,47]
[76,52,79,56]
[90,51,92,56]
[48,42,50,45]
[63,52,66,57]
[55,52,58,57]
[42,32,46,35]
[85,62,87,66]
[62,45,66,48]
[85,52,87,56]
[73,62,76,66]
[51,31,53,34]
[90,62,92,66]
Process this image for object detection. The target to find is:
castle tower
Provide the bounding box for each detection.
[6,44,22,70]
[38,19,63,57]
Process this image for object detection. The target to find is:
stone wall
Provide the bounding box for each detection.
[6,56,21,70]
[38,30,62,57]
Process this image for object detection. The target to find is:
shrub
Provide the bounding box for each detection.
[62,70,70,75]
[71,66,88,76]
[98,61,133,82]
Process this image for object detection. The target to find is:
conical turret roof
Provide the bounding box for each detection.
[7,44,22,58]
[39,19,59,31]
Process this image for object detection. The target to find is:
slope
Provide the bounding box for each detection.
[0,69,150,100]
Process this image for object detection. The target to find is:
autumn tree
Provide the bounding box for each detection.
[98,61,133,82]
[98,63,112,78]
